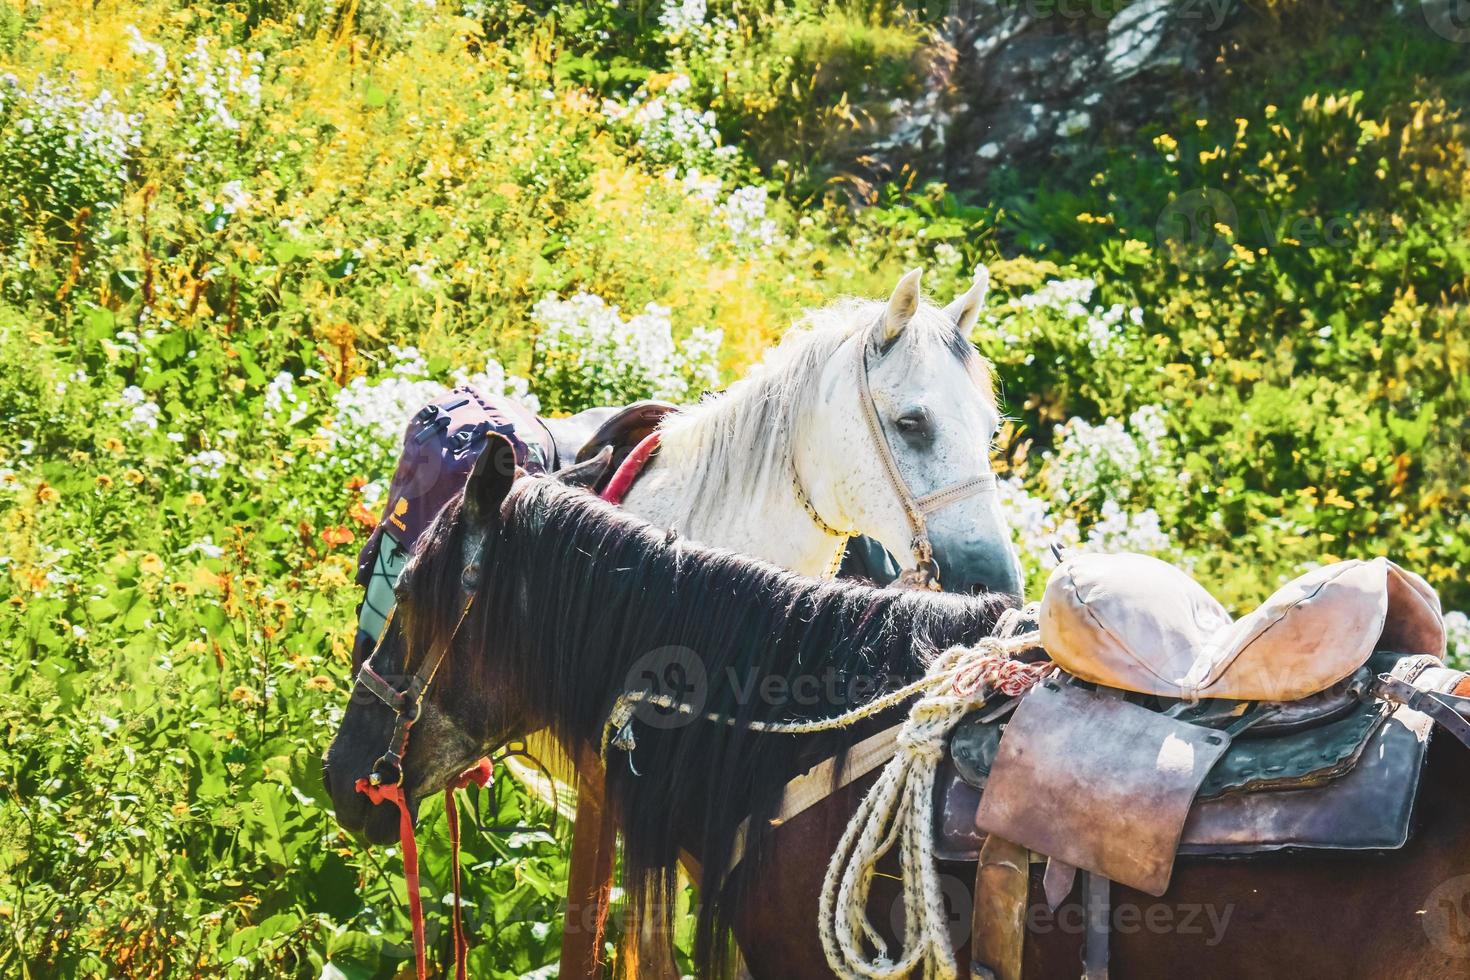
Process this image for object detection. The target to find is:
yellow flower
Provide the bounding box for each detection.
[185,491,206,508]
[96,475,113,488]
[1265,104,1278,118]
[36,483,59,504]
[229,686,258,704]
[306,675,336,692]
[139,553,165,576]
[171,803,190,817]
[1153,134,1177,154]
[123,469,144,485]
[103,437,125,454]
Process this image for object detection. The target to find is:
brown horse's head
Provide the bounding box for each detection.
[321,438,535,844]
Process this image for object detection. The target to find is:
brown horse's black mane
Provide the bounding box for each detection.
[396,475,1013,973]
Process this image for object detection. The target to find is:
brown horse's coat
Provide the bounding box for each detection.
[735,735,1470,978]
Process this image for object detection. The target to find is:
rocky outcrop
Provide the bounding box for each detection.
[868,0,1236,186]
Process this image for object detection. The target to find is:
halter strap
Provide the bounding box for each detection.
[852,333,996,589]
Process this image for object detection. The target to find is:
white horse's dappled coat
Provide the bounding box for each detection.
[621,268,1023,598]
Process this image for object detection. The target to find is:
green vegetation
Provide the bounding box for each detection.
[1,0,1467,975]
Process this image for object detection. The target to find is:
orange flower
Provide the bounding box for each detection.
[138,553,165,576]
[123,469,144,485]
[306,675,336,692]
[95,474,113,488]
[103,437,125,454]
[36,483,59,503]
[349,502,378,528]
[229,686,257,704]
[321,525,354,547]
[344,476,367,491]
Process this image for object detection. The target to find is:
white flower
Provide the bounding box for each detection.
[184,537,225,559]
[217,180,250,215]
[184,449,229,480]
[1445,611,1470,665]
[716,185,780,249]
[531,291,721,406]
[659,0,706,35]
[118,385,161,430]
[1084,500,1172,555]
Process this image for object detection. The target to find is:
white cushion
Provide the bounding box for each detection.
[1039,553,1444,702]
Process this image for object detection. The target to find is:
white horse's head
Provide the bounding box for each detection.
[797,268,1022,597]
[649,267,1023,599]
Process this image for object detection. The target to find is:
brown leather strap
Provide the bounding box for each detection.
[970,835,1028,980]
[1374,673,1470,749]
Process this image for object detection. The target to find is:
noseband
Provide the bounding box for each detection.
[795,331,997,588]
[355,591,477,787]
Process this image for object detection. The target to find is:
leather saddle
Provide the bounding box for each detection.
[538,400,677,478]
[937,552,1467,980]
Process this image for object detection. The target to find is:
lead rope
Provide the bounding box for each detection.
[446,759,494,980]
[355,760,492,980]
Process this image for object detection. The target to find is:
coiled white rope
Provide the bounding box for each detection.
[815,638,1049,980]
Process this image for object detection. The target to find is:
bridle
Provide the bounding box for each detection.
[351,584,483,980]
[793,328,997,588]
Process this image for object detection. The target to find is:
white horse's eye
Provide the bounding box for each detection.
[895,409,931,438]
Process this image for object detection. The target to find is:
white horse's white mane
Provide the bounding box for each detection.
[656,297,991,532]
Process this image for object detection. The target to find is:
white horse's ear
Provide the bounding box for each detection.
[882,268,923,345]
[944,265,990,335]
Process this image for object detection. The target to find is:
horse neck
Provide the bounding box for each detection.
[616,440,844,577]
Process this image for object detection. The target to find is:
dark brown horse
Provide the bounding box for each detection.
[322,444,1470,978]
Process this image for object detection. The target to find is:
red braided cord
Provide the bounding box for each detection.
[951,652,1052,700]
[446,759,493,980]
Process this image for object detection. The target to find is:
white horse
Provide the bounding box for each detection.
[619,267,1022,597]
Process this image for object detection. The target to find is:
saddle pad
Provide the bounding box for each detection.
[1040,552,1445,702]
[1180,654,1464,854]
[352,385,551,668]
[974,678,1232,896]
[1197,695,1388,800]
[1179,698,1431,854]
